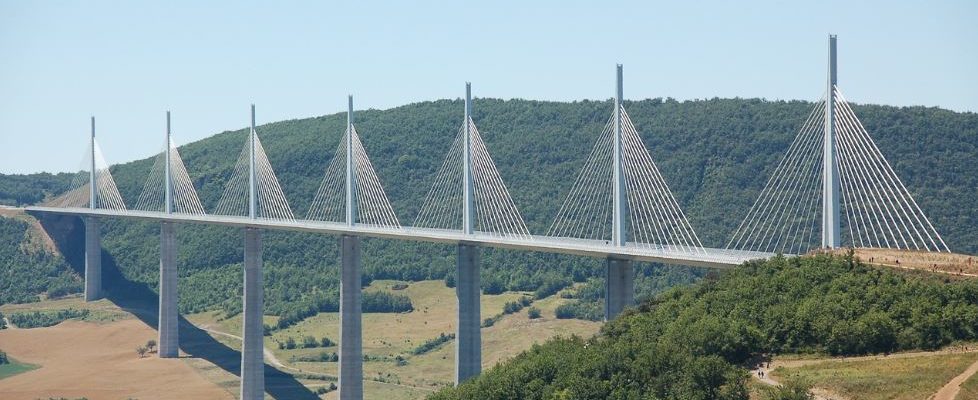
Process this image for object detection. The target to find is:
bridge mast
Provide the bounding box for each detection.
[249,104,257,220]
[463,83,475,235]
[822,35,841,248]
[346,95,357,226]
[613,65,627,247]
[90,117,96,209]
[165,111,172,214]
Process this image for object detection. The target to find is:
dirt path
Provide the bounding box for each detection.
[930,358,978,400]
[194,324,296,373]
[752,364,835,400]
[825,248,978,278]
[755,346,978,400]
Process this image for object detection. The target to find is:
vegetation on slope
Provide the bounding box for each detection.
[0,217,80,304]
[0,172,72,206]
[431,254,978,399]
[8,308,90,329]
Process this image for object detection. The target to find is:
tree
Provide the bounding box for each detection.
[136,346,148,358]
[146,339,157,353]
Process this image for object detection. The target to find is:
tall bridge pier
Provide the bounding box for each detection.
[84,217,101,301]
[240,227,265,400]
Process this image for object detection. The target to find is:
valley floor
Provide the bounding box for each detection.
[0,280,600,399]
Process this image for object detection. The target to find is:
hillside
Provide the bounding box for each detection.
[430,254,978,399]
[1,97,976,324]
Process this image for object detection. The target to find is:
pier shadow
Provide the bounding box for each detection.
[34,213,320,400]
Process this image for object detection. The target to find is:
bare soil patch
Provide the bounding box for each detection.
[824,248,977,277]
[0,318,232,400]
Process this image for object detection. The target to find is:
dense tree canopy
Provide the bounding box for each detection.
[432,254,978,399]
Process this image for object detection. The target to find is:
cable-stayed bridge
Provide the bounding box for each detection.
[24,36,949,400]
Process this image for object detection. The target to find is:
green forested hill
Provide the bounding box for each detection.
[1,98,976,322]
[430,254,978,399]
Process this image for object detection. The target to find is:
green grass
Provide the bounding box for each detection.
[183,279,601,397]
[773,352,978,400]
[0,356,39,380]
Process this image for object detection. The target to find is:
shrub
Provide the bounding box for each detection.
[527,307,541,319]
[9,309,89,328]
[411,333,455,355]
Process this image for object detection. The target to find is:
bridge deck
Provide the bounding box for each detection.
[25,206,777,269]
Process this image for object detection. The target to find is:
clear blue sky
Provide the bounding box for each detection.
[1,1,975,174]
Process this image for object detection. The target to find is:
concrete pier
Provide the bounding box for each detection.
[455,243,481,385]
[84,217,101,301]
[603,257,634,321]
[240,228,264,400]
[338,235,363,400]
[158,222,178,358]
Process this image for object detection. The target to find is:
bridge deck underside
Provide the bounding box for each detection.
[26,207,777,269]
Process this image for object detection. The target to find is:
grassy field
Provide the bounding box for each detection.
[772,351,978,400]
[960,369,978,399]
[182,279,602,399]
[0,356,38,380]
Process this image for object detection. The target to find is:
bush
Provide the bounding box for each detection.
[527,307,541,319]
[411,333,455,355]
[8,309,89,328]
[362,291,413,313]
[502,301,524,315]
[763,380,815,400]
[534,276,571,299]
[320,336,335,347]
[291,351,338,362]
[302,336,318,349]
[0,350,8,364]
[554,301,602,321]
